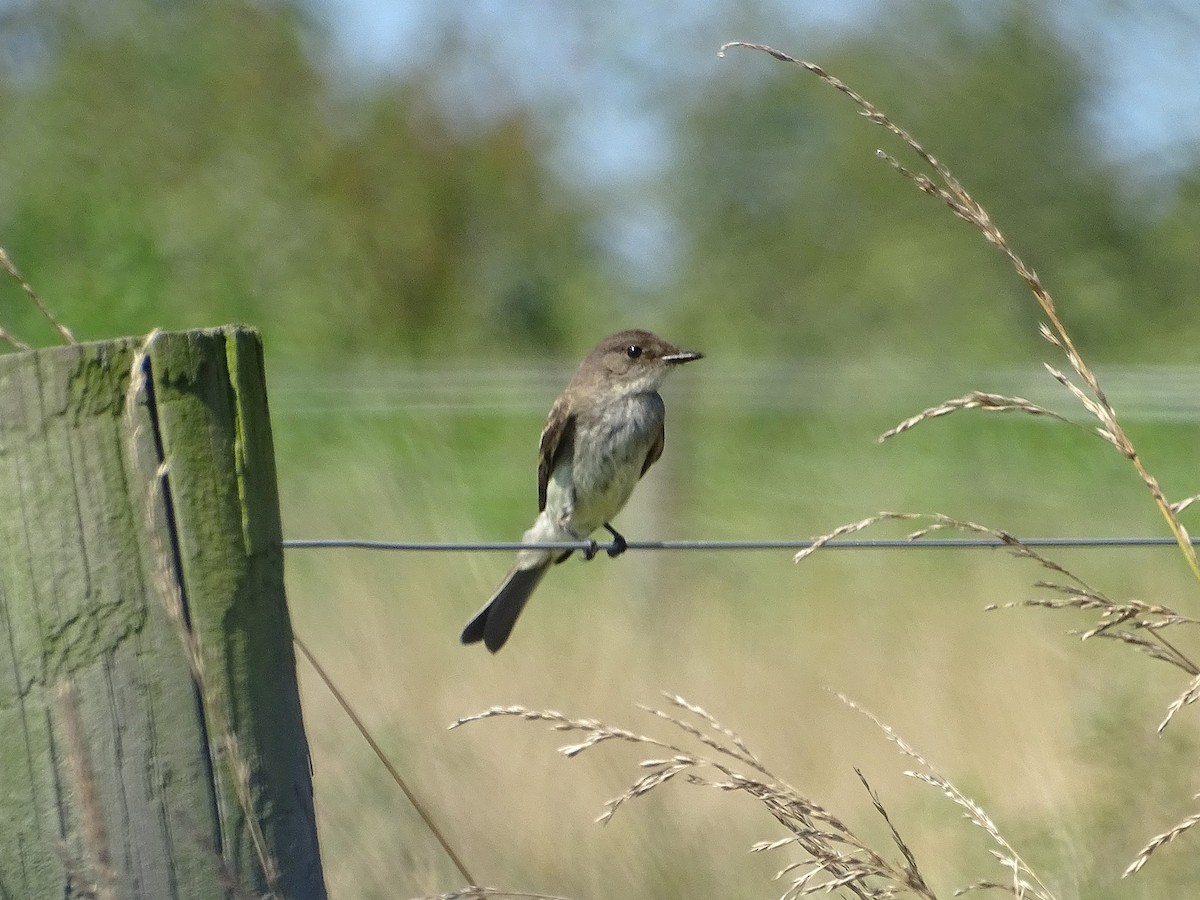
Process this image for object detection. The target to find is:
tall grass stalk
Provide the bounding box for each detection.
[716,41,1200,874]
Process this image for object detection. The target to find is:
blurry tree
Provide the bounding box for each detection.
[668,1,1200,362]
[0,0,602,358]
[1,0,1198,363]
[1144,168,1200,353]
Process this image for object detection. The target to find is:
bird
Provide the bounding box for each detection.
[461,329,703,652]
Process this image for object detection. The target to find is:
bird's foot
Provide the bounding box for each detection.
[564,524,600,560]
[604,523,628,558]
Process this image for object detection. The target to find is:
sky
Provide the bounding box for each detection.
[315,0,1200,181]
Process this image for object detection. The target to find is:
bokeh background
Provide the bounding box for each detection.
[3,0,1200,897]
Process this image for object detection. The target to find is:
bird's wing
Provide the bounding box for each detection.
[537,397,575,512]
[639,421,665,478]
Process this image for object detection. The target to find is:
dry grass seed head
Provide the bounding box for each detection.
[720,42,1200,582]
[878,392,1076,443]
[454,697,938,899]
[835,694,1057,900]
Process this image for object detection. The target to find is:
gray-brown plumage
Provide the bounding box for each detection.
[461,329,702,652]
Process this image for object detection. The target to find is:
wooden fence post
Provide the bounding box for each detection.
[0,326,327,899]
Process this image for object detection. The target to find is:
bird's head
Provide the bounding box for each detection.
[575,329,703,396]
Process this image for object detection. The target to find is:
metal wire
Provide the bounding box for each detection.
[283,536,1195,552]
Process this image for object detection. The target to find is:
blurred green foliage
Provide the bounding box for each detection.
[0,0,603,357]
[672,3,1199,360]
[1,0,1197,362]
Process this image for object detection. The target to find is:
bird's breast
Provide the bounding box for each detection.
[547,393,664,533]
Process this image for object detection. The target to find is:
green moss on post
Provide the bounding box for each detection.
[0,326,326,899]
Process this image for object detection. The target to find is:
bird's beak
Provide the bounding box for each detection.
[662,350,703,364]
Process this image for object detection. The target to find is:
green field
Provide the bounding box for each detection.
[275,365,1200,899]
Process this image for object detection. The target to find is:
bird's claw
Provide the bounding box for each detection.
[582,538,600,561]
[604,524,628,558]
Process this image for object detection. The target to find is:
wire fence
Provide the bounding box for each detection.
[283,536,1196,552]
[267,361,1200,422]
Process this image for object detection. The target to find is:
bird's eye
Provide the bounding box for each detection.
[625,345,642,359]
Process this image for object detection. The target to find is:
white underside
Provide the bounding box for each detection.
[514,391,664,570]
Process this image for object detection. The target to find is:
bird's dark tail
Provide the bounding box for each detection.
[461,562,550,652]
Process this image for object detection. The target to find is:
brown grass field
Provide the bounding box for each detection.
[278,404,1200,899]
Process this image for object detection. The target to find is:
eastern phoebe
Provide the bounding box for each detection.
[461,329,703,652]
